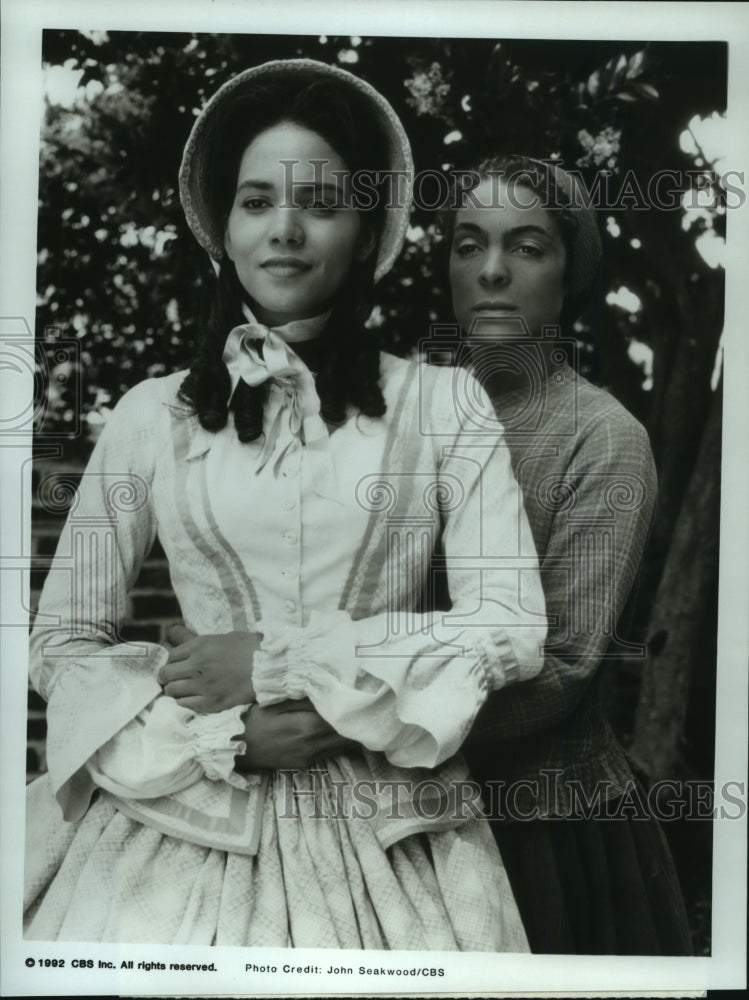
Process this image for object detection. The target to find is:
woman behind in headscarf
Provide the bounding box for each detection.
[445,154,693,955]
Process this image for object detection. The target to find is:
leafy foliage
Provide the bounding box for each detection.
[37,32,726,455]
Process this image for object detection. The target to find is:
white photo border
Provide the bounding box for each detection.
[1,1,747,996]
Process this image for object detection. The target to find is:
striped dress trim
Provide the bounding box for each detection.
[169,412,261,629]
[339,362,437,620]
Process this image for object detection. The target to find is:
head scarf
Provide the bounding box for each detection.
[532,159,602,310]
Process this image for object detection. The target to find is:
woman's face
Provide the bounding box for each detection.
[449,177,567,341]
[224,121,372,326]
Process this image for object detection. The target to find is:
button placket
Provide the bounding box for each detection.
[278,449,302,623]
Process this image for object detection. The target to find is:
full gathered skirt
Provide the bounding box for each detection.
[24,768,528,952]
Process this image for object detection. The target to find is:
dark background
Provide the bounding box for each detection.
[30,30,727,955]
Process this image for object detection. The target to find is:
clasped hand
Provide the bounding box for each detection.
[237,700,360,770]
[159,624,361,767]
[158,625,259,713]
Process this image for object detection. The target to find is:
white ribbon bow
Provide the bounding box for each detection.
[221,308,342,502]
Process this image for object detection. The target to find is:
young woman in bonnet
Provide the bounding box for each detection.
[446,154,693,954]
[24,62,547,950]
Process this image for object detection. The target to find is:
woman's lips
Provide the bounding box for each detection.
[260,257,313,277]
[472,300,518,312]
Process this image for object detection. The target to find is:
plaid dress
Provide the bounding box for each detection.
[463,361,692,954]
[465,362,657,813]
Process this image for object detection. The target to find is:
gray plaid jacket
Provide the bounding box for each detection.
[465,361,656,817]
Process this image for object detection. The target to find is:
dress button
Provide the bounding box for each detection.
[284,531,298,546]
[284,600,297,615]
[282,464,299,479]
[280,498,296,511]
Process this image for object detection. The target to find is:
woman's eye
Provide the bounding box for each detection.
[515,244,544,257]
[241,197,269,211]
[453,241,482,258]
[306,200,335,213]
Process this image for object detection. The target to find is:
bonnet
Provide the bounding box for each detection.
[179,58,414,283]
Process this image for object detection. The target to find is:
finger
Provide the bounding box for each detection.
[174,695,210,713]
[297,711,337,737]
[159,660,195,684]
[166,623,197,646]
[275,698,317,713]
[315,733,361,757]
[163,679,202,700]
[166,644,194,665]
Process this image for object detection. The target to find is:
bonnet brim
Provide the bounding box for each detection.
[178,58,414,284]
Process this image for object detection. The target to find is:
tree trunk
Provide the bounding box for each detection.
[630,379,722,782]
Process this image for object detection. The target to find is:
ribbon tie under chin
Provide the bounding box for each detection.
[221,319,333,483]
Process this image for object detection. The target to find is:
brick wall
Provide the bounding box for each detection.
[27,458,179,782]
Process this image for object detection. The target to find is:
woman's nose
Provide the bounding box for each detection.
[269,207,304,245]
[478,248,510,286]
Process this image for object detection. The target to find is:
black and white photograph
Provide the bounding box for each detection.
[1,1,747,996]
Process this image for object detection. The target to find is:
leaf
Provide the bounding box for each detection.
[587,69,601,99]
[611,53,629,89]
[631,81,660,103]
[615,91,638,103]
[626,49,647,80]
[599,56,615,92]
[601,53,627,93]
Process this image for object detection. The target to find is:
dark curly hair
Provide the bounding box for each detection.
[179,72,391,441]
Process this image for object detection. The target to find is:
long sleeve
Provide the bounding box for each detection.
[86,699,251,798]
[467,400,657,745]
[253,364,547,768]
[29,379,251,819]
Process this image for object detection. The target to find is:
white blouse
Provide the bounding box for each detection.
[51,349,546,804]
[204,398,387,627]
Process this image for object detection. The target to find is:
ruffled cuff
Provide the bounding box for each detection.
[185,704,259,790]
[252,610,357,705]
[468,621,544,689]
[469,630,518,688]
